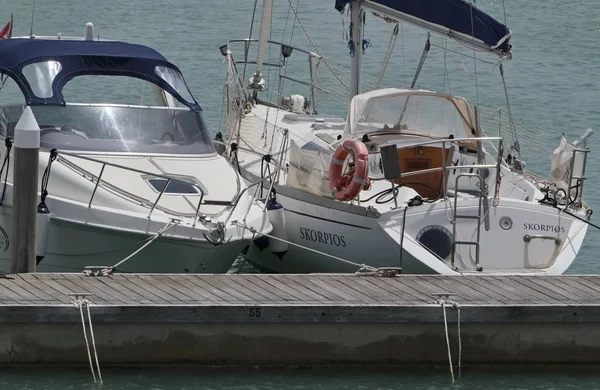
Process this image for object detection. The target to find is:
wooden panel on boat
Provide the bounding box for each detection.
[393,145,454,200]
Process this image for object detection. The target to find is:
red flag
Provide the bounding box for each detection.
[0,14,13,39]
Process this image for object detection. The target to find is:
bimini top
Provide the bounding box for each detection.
[345,88,478,140]
[0,38,201,110]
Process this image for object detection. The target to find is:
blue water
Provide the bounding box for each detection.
[1,0,600,387]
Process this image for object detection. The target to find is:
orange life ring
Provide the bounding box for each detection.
[329,138,370,201]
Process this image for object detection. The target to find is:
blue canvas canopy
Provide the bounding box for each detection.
[0,38,201,110]
[335,0,511,56]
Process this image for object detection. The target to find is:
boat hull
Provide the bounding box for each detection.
[245,184,587,275]
[0,212,244,274]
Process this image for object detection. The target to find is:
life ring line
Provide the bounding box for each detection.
[328,138,371,201]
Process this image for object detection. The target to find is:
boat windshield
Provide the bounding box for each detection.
[0,104,215,154]
[350,93,473,139]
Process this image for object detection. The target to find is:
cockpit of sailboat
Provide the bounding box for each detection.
[341,88,487,200]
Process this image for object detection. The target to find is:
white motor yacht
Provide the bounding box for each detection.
[0,24,271,273]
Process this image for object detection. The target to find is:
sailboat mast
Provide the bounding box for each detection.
[249,0,274,94]
[349,0,363,99]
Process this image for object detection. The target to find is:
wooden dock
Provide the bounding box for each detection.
[1,272,600,366]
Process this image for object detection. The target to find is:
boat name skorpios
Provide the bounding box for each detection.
[299,227,347,247]
[523,223,565,233]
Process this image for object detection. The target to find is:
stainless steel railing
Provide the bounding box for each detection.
[375,136,504,202]
[56,136,288,229]
[55,150,270,228]
[222,39,321,114]
[57,151,210,223]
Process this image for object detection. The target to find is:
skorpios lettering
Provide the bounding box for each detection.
[299,227,347,247]
[523,223,565,233]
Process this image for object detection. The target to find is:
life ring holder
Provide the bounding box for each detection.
[328,138,371,201]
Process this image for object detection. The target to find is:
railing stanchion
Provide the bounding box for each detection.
[148,179,170,218]
[88,163,106,208]
[442,140,447,200]
[193,193,204,228]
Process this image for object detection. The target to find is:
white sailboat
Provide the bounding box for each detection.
[218,0,594,275]
[0,23,271,273]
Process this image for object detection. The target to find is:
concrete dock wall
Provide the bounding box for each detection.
[0,273,599,366]
[1,321,600,366]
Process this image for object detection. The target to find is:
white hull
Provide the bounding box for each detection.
[245,180,588,275]
[0,32,274,274]
[0,210,243,273]
[0,148,270,274]
[220,39,593,277]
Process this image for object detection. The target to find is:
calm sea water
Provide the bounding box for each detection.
[2,366,600,390]
[1,0,600,387]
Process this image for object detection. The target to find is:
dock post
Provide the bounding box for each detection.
[10,107,40,274]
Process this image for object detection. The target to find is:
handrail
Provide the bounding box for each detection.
[389,136,502,150]
[227,169,280,227]
[224,130,290,226]
[58,151,208,195]
[374,135,504,202]
[523,234,562,246]
[226,38,315,56]
[224,39,319,113]
[55,151,234,223]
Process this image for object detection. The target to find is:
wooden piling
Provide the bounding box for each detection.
[10,106,40,274]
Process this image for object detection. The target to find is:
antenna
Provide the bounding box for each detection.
[29,0,36,38]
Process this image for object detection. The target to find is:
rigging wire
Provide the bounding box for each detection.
[242,0,260,82]
[469,2,481,109]
[287,0,350,92]
[268,0,300,154]
[499,63,521,159]
[429,41,499,66]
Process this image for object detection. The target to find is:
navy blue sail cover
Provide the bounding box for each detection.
[335,0,511,55]
[0,38,201,110]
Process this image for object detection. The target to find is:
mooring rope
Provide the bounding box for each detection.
[441,302,454,383]
[86,302,102,384]
[111,221,176,269]
[73,296,103,385]
[78,301,96,384]
[457,302,462,373]
[83,220,178,276]
[436,294,462,384]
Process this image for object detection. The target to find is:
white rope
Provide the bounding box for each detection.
[436,295,462,383]
[82,220,178,276]
[235,231,256,274]
[78,301,97,384]
[441,302,455,383]
[86,303,103,384]
[286,0,350,92]
[111,221,177,269]
[457,303,462,373]
[74,297,102,385]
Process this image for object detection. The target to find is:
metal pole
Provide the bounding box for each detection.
[10,107,40,273]
[249,0,273,92]
[349,0,363,99]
